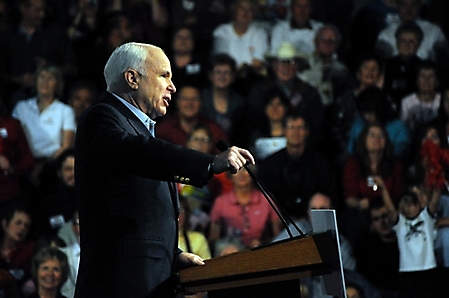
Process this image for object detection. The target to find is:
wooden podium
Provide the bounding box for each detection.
[178,231,340,297]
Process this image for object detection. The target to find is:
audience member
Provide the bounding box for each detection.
[29,246,69,298]
[345,282,365,298]
[354,198,399,298]
[247,42,325,149]
[430,88,449,146]
[200,54,246,146]
[270,0,324,57]
[66,0,101,46]
[169,0,232,52]
[208,165,282,248]
[400,60,441,135]
[57,211,79,249]
[0,205,36,297]
[179,124,231,218]
[0,0,77,108]
[66,80,98,125]
[376,0,448,62]
[156,85,229,154]
[298,24,350,108]
[11,65,76,189]
[435,190,449,298]
[383,188,440,298]
[212,0,268,78]
[36,149,76,237]
[213,236,245,257]
[258,113,336,219]
[346,86,410,160]
[342,122,405,246]
[0,95,34,208]
[333,54,384,160]
[249,86,289,160]
[168,26,209,92]
[383,21,424,111]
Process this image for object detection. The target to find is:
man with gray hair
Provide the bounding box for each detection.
[74,42,254,298]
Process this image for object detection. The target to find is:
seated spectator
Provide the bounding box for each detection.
[246,42,324,149]
[29,246,69,298]
[0,0,77,108]
[11,65,76,188]
[333,54,384,161]
[212,0,268,78]
[0,95,34,208]
[200,54,246,146]
[298,24,350,108]
[354,198,399,297]
[383,21,424,111]
[342,122,405,247]
[156,85,228,154]
[249,86,289,160]
[270,0,324,57]
[167,26,209,93]
[66,80,98,125]
[258,113,336,219]
[213,236,245,257]
[208,165,282,248]
[346,86,410,160]
[376,0,448,62]
[36,149,76,237]
[178,125,232,229]
[0,205,36,297]
[400,60,441,135]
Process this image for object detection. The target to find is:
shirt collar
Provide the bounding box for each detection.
[111,92,156,135]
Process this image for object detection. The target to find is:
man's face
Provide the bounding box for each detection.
[357,59,381,86]
[176,86,201,120]
[398,0,419,22]
[59,156,75,188]
[417,68,437,94]
[285,117,309,147]
[70,87,95,120]
[21,0,46,28]
[234,0,254,25]
[370,206,392,237]
[173,28,194,55]
[315,28,339,58]
[397,32,420,57]
[291,0,311,26]
[135,48,176,119]
[272,59,297,83]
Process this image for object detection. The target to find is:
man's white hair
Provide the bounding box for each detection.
[104,42,157,91]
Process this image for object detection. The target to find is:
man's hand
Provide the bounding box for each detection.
[212,146,255,174]
[177,252,205,269]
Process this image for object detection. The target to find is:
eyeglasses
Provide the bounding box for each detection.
[190,137,210,143]
[275,59,296,65]
[372,213,389,222]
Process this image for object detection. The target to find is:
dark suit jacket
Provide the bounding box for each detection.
[74,92,215,298]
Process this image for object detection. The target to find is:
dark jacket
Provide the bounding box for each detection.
[74,92,214,298]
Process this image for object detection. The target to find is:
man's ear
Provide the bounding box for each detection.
[124,68,139,90]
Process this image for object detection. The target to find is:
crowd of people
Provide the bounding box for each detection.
[1,0,449,297]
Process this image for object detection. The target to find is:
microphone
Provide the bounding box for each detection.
[215,141,305,239]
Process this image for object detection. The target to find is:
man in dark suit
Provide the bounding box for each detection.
[74,42,254,298]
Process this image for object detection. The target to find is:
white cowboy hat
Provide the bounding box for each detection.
[265,42,308,61]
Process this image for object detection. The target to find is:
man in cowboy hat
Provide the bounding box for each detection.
[244,42,325,151]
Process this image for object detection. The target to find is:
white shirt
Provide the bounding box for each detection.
[394,208,437,272]
[400,93,440,131]
[377,18,447,61]
[213,22,269,67]
[60,243,81,298]
[12,98,76,158]
[270,19,324,55]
